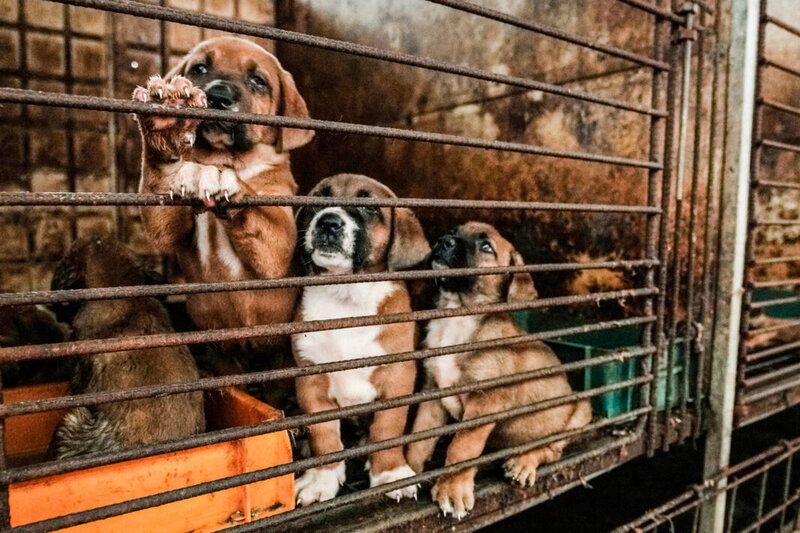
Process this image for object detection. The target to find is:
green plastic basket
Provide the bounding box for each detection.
[512,311,694,417]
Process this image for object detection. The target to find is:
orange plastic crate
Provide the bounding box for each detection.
[4,383,294,532]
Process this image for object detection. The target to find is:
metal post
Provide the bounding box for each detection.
[700,0,761,531]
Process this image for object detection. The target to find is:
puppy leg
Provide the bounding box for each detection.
[503,444,563,488]
[294,374,346,506]
[406,386,448,473]
[368,361,418,502]
[431,399,497,520]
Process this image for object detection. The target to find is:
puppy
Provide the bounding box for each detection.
[132,37,314,371]
[406,222,592,519]
[291,174,430,505]
[51,237,205,459]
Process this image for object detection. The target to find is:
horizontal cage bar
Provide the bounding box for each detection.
[0,287,657,361]
[0,88,662,168]
[42,0,663,116]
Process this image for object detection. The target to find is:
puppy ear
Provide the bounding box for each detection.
[388,208,431,271]
[276,68,314,151]
[506,251,537,303]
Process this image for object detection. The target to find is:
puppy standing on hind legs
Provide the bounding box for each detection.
[406,222,592,519]
[291,175,431,506]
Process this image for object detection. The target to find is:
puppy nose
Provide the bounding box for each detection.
[204,81,238,110]
[317,213,344,233]
[438,235,457,251]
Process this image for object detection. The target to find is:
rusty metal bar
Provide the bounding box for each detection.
[741,490,800,533]
[424,0,670,70]
[725,485,738,533]
[0,260,657,307]
[40,0,664,116]
[752,179,800,189]
[755,218,800,225]
[0,287,656,362]
[763,58,800,80]
[0,88,663,168]
[0,318,655,418]
[752,255,800,265]
[751,277,800,288]
[1,368,651,485]
[235,429,643,533]
[614,0,684,22]
[760,138,800,154]
[0,191,661,212]
[745,339,800,362]
[761,98,800,117]
[779,454,793,527]
[4,401,649,532]
[747,316,800,336]
[765,15,800,38]
[749,293,800,309]
[744,373,800,402]
[0,369,8,529]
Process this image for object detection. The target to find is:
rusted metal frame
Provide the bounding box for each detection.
[759,138,800,154]
[752,179,800,189]
[764,15,800,38]
[747,315,800,337]
[0,287,656,362]
[749,293,800,310]
[725,485,738,533]
[0,88,663,169]
[778,454,794,528]
[740,490,800,533]
[664,1,700,452]
[763,58,800,80]
[747,340,800,362]
[0,319,655,418]
[755,218,800,225]
[0,191,662,212]
[645,0,677,456]
[610,490,702,532]
[0,369,9,529]
[741,359,800,388]
[0,260,658,307]
[236,429,645,533]
[761,98,800,118]
[41,0,663,116]
[4,404,649,533]
[698,0,726,440]
[680,6,708,443]
[62,3,78,247]
[752,256,800,265]
[743,373,800,403]
[615,0,684,22]
[1,366,652,485]
[700,0,761,528]
[755,468,769,533]
[423,0,670,70]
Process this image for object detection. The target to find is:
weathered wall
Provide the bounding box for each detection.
[0,0,274,291]
[276,0,667,303]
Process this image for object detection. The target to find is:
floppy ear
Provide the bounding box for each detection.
[388,208,431,271]
[276,68,314,151]
[506,251,537,303]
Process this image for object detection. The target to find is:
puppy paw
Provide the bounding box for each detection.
[294,463,345,507]
[167,162,239,208]
[503,454,539,487]
[133,75,206,158]
[431,471,475,520]
[369,464,419,502]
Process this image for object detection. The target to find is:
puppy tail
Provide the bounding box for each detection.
[53,407,121,459]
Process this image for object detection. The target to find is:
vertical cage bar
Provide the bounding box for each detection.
[755,470,769,533]
[725,484,739,533]
[700,0,761,529]
[0,369,9,529]
[779,455,793,528]
[643,0,671,454]
[666,2,700,451]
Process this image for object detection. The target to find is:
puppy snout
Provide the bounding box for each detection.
[432,235,462,265]
[317,213,345,234]
[204,80,239,110]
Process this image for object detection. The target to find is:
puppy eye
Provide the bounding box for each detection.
[480,242,494,254]
[249,73,268,91]
[189,64,208,76]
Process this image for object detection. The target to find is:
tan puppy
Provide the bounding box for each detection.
[132,37,314,370]
[406,222,592,519]
[50,238,205,458]
[291,175,430,505]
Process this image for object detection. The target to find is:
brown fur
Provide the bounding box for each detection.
[406,222,592,518]
[51,238,205,459]
[292,175,429,504]
[132,37,313,372]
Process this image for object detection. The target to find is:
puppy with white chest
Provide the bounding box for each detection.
[406,222,592,519]
[292,174,431,505]
[132,37,314,372]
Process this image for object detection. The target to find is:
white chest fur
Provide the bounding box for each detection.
[424,292,482,419]
[194,211,245,277]
[294,282,397,407]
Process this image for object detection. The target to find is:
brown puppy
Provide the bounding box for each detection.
[132,37,314,371]
[406,222,592,519]
[291,174,430,505]
[51,237,205,459]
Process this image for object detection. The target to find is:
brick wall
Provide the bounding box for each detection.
[0,0,274,291]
